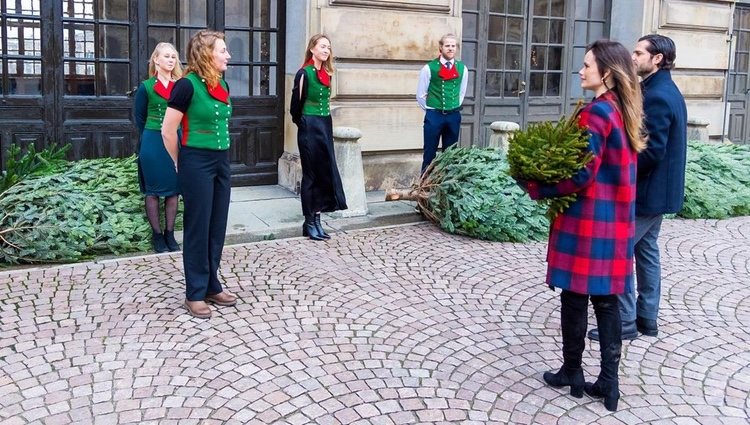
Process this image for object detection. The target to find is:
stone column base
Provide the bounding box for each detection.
[277,151,302,195]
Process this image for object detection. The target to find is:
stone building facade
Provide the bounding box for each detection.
[279,0,742,192]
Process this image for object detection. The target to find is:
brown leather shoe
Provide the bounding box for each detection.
[184,300,212,319]
[205,290,237,307]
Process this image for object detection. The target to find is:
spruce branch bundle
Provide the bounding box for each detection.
[507,102,593,220]
[385,147,548,242]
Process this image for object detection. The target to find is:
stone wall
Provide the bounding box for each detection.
[643,0,735,137]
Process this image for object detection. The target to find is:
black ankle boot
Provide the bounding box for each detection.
[302,215,325,241]
[314,213,330,239]
[152,230,169,253]
[164,230,180,252]
[584,380,619,411]
[543,366,584,398]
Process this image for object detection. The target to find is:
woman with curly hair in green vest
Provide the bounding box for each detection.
[162,30,237,319]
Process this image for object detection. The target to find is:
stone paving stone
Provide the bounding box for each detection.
[1,218,749,423]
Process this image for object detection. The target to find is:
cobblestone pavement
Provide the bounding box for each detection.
[1,217,749,425]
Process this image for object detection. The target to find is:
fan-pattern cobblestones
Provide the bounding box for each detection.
[1,217,749,424]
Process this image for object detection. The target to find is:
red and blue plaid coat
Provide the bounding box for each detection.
[524,91,637,296]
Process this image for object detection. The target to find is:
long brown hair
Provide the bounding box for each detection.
[148,42,183,79]
[185,30,225,88]
[586,40,646,152]
[303,34,335,74]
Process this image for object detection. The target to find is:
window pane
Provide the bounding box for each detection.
[253,0,277,29]
[486,71,503,96]
[590,0,606,18]
[253,65,276,96]
[488,16,505,42]
[532,18,548,43]
[8,0,41,15]
[63,23,95,58]
[551,0,565,17]
[487,44,503,69]
[531,46,545,70]
[102,63,129,95]
[64,1,94,18]
[490,0,505,14]
[464,13,478,39]
[508,0,523,15]
[226,0,250,27]
[550,20,564,43]
[64,61,96,95]
[507,17,523,42]
[253,32,276,62]
[546,73,560,96]
[506,45,522,70]
[98,0,128,21]
[529,72,544,96]
[464,0,479,10]
[463,41,477,68]
[149,0,176,24]
[225,65,249,96]
[148,28,177,52]
[534,0,549,16]
[180,28,201,53]
[6,19,42,56]
[9,59,42,95]
[548,47,562,70]
[504,72,520,96]
[183,0,206,25]
[99,25,128,59]
[226,31,250,63]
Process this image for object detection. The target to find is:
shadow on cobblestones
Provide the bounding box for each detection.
[1,218,749,424]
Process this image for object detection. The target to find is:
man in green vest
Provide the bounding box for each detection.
[416,33,468,175]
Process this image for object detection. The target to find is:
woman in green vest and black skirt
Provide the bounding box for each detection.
[161,30,237,319]
[290,34,348,241]
[133,42,182,253]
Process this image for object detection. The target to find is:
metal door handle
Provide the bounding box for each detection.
[516,80,526,95]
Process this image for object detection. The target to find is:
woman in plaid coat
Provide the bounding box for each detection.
[521,40,645,411]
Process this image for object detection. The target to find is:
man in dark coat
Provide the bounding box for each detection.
[589,34,687,341]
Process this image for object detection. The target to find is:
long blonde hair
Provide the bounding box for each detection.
[303,34,335,74]
[586,40,646,152]
[185,30,225,88]
[148,42,183,79]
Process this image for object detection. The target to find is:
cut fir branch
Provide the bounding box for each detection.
[507,101,593,220]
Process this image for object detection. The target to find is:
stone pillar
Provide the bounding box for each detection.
[687,118,710,143]
[332,127,368,217]
[489,121,520,152]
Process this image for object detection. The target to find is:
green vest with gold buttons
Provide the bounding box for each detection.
[143,76,170,131]
[426,58,463,111]
[302,65,331,116]
[181,72,232,151]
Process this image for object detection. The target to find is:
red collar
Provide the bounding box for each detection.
[438,59,459,80]
[152,77,174,100]
[303,59,331,87]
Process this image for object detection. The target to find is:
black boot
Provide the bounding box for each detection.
[586,295,622,411]
[164,230,180,252]
[152,230,169,253]
[543,366,584,398]
[314,213,331,239]
[302,215,325,241]
[545,290,588,397]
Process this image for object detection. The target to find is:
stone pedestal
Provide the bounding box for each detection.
[687,118,710,142]
[489,121,520,152]
[332,127,368,217]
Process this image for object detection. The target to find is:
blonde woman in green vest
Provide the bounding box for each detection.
[133,42,182,253]
[161,30,237,319]
[290,34,348,241]
[416,33,468,175]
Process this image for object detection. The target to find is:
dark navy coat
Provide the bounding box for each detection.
[636,69,688,215]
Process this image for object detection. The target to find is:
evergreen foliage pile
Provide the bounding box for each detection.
[0,156,151,264]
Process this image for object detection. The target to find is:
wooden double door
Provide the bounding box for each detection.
[461,0,610,146]
[0,0,285,185]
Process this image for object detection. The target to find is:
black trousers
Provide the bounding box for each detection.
[560,290,622,385]
[178,147,231,301]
